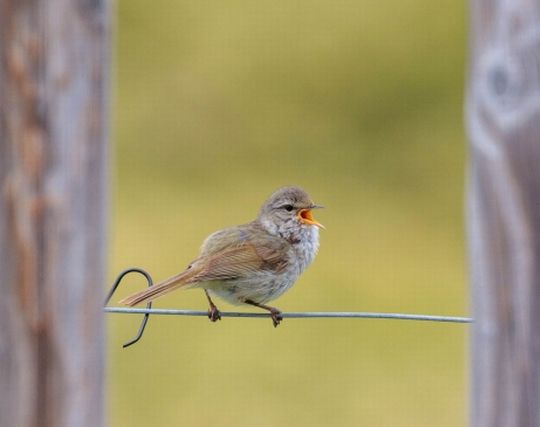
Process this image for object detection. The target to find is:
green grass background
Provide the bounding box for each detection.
[108,1,468,425]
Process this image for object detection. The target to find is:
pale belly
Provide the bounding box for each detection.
[204,269,300,305]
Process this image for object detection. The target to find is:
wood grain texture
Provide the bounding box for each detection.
[0,0,110,426]
[467,1,540,425]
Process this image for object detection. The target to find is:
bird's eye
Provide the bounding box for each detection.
[283,204,294,212]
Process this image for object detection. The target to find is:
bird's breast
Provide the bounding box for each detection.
[291,226,320,274]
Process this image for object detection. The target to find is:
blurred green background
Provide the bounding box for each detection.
[109,1,467,426]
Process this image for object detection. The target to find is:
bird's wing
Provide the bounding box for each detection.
[189,239,288,283]
[199,225,253,256]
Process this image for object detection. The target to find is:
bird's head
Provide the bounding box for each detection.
[258,186,324,239]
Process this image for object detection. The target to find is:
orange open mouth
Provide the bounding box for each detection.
[298,209,325,229]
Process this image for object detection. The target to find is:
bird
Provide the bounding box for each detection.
[120,186,324,327]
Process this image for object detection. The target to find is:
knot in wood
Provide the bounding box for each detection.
[477,29,540,131]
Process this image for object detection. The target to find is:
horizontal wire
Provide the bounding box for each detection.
[104,307,472,323]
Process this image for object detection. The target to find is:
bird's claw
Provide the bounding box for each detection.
[270,309,283,327]
[208,306,221,322]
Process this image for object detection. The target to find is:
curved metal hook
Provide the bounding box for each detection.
[104,267,154,348]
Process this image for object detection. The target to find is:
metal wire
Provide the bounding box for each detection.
[104,268,155,348]
[105,267,472,348]
[104,306,471,323]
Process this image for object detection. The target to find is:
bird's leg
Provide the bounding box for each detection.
[244,299,283,327]
[204,290,221,322]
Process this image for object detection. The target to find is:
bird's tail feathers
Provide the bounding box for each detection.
[119,269,198,306]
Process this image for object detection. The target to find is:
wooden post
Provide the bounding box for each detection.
[0,1,110,426]
[468,1,540,425]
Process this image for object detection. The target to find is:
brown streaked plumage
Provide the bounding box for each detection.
[120,186,324,327]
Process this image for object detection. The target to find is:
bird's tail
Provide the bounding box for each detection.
[119,269,198,307]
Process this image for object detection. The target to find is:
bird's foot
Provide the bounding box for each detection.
[270,308,283,328]
[244,299,283,327]
[207,305,222,322]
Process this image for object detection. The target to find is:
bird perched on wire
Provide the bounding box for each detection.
[120,186,324,327]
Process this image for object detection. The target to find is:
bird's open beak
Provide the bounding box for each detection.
[298,206,325,229]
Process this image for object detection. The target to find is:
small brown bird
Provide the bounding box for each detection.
[120,186,324,327]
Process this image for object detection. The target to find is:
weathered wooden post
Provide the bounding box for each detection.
[467,1,540,425]
[0,1,110,426]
